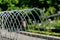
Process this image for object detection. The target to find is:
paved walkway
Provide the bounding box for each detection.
[0,34,46,40]
[0,36,12,40]
[0,29,46,40]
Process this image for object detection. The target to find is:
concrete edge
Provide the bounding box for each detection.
[18,31,60,40]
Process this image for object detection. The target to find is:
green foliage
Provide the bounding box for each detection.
[0,0,59,14]
[58,4,60,10]
[46,0,52,5]
[0,8,2,11]
[26,30,60,37]
[45,7,56,16]
[48,7,56,14]
[58,21,60,26]
[7,6,20,10]
[39,0,44,4]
